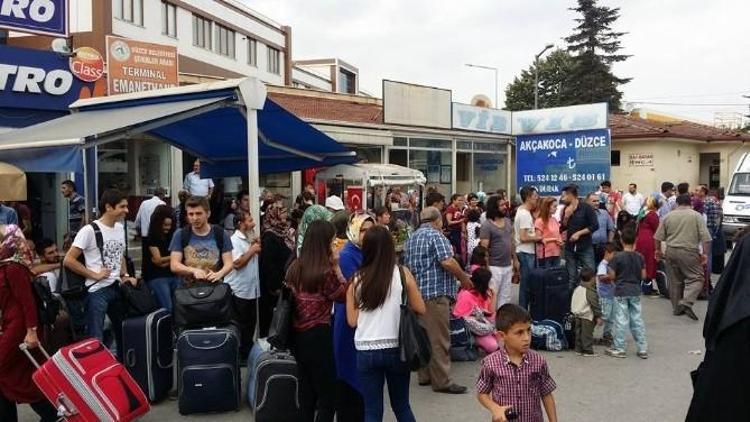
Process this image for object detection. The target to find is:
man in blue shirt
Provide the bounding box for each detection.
[61,180,86,235]
[587,193,615,263]
[0,203,18,225]
[404,206,471,395]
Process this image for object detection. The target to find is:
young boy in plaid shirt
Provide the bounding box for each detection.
[476,304,558,422]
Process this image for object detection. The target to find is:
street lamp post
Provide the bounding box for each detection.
[534,44,554,109]
[465,63,499,108]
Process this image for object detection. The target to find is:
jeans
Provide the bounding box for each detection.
[148,276,182,312]
[600,297,615,339]
[564,245,596,292]
[232,296,257,360]
[357,348,416,422]
[85,283,124,361]
[612,296,648,353]
[293,325,338,422]
[517,252,536,310]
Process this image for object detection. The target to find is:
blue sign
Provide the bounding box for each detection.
[0,0,67,36]
[0,45,92,111]
[516,128,611,196]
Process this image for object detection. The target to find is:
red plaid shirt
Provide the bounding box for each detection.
[476,348,556,422]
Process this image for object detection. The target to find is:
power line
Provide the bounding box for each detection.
[624,101,750,107]
[626,89,750,101]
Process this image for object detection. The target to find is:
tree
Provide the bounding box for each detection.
[565,0,631,111]
[504,49,578,111]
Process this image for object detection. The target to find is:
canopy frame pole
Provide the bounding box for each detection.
[247,108,261,239]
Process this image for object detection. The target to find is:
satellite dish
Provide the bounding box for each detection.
[51,38,72,55]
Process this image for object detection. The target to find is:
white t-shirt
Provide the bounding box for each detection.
[224,230,259,300]
[40,269,59,295]
[134,196,166,237]
[513,206,536,254]
[622,192,644,216]
[71,221,125,293]
[183,172,215,197]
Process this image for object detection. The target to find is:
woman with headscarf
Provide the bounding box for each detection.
[258,201,296,337]
[686,227,750,421]
[0,225,57,421]
[334,213,375,421]
[635,195,661,295]
[296,205,333,256]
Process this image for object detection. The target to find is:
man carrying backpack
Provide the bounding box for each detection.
[169,196,233,285]
[63,189,137,357]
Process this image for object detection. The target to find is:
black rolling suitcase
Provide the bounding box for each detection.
[176,325,240,415]
[122,308,174,402]
[528,253,569,323]
[246,339,302,422]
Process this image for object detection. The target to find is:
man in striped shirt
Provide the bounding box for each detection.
[477,304,557,422]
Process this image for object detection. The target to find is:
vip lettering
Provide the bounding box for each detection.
[0,0,56,23]
[0,64,72,95]
[456,108,508,133]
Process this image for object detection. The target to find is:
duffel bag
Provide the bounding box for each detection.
[173,282,233,329]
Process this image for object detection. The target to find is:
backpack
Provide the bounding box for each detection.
[180,225,225,270]
[449,316,478,361]
[60,222,104,300]
[531,319,567,351]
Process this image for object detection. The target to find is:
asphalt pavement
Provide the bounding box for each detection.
[18,285,706,422]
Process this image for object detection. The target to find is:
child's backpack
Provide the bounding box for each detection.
[531,319,568,351]
[449,316,478,361]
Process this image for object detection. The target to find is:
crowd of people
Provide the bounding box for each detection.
[0,165,740,421]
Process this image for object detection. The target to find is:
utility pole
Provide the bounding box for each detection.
[534,44,554,109]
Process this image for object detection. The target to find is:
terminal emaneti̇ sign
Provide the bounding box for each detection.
[106,36,178,95]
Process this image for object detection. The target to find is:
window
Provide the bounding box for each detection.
[162,1,177,37]
[338,68,356,94]
[611,150,621,166]
[247,38,257,66]
[192,14,212,50]
[267,47,280,74]
[115,0,143,26]
[214,24,235,58]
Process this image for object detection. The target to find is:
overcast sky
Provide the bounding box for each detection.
[249,0,750,124]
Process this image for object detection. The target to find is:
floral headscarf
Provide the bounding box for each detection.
[296,205,332,255]
[0,224,32,267]
[262,203,296,252]
[346,213,375,248]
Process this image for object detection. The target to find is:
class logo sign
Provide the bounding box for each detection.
[69,46,104,82]
[0,0,68,37]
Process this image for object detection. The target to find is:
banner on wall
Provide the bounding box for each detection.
[106,36,179,95]
[512,103,608,135]
[516,128,611,196]
[0,0,68,36]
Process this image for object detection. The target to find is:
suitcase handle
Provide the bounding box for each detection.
[18,342,51,369]
[71,343,105,359]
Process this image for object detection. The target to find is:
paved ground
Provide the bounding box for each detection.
[18,284,707,422]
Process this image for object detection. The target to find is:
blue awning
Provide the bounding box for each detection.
[0,145,82,173]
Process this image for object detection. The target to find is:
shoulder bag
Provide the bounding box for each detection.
[397,266,431,371]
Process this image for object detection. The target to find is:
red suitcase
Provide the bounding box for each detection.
[20,339,150,421]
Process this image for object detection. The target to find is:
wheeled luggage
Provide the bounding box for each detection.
[528,264,569,323]
[173,282,233,330]
[121,308,173,402]
[246,339,302,422]
[176,325,240,414]
[20,339,150,421]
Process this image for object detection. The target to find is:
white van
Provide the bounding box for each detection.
[722,152,750,239]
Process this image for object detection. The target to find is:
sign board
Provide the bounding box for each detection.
[516,128,611,196]
[512,103,608,135]
[347,187,363,211]
[383,80,451,129]
[452,103,511,134]
[0,45,93,111]
[628,153,653,167]
[69,46,104,82]
[106,36,179,95]
[0,0,68,36]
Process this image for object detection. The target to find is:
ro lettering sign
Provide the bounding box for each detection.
[0,0,67,36]
[0,45,92,111]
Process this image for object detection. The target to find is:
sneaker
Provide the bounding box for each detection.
[580,351,599,357]
[681,305,699,321]
[605,348,627,358]
[637,351,649,359]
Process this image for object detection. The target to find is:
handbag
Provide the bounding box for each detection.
[463,306,495,337]
[173,282,233,329]
[397,266,431,371]
[267,286,294,350]
[120,279,159,318]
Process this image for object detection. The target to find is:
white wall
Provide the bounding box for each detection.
[292,67,332,91]
[111,0,285,84]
